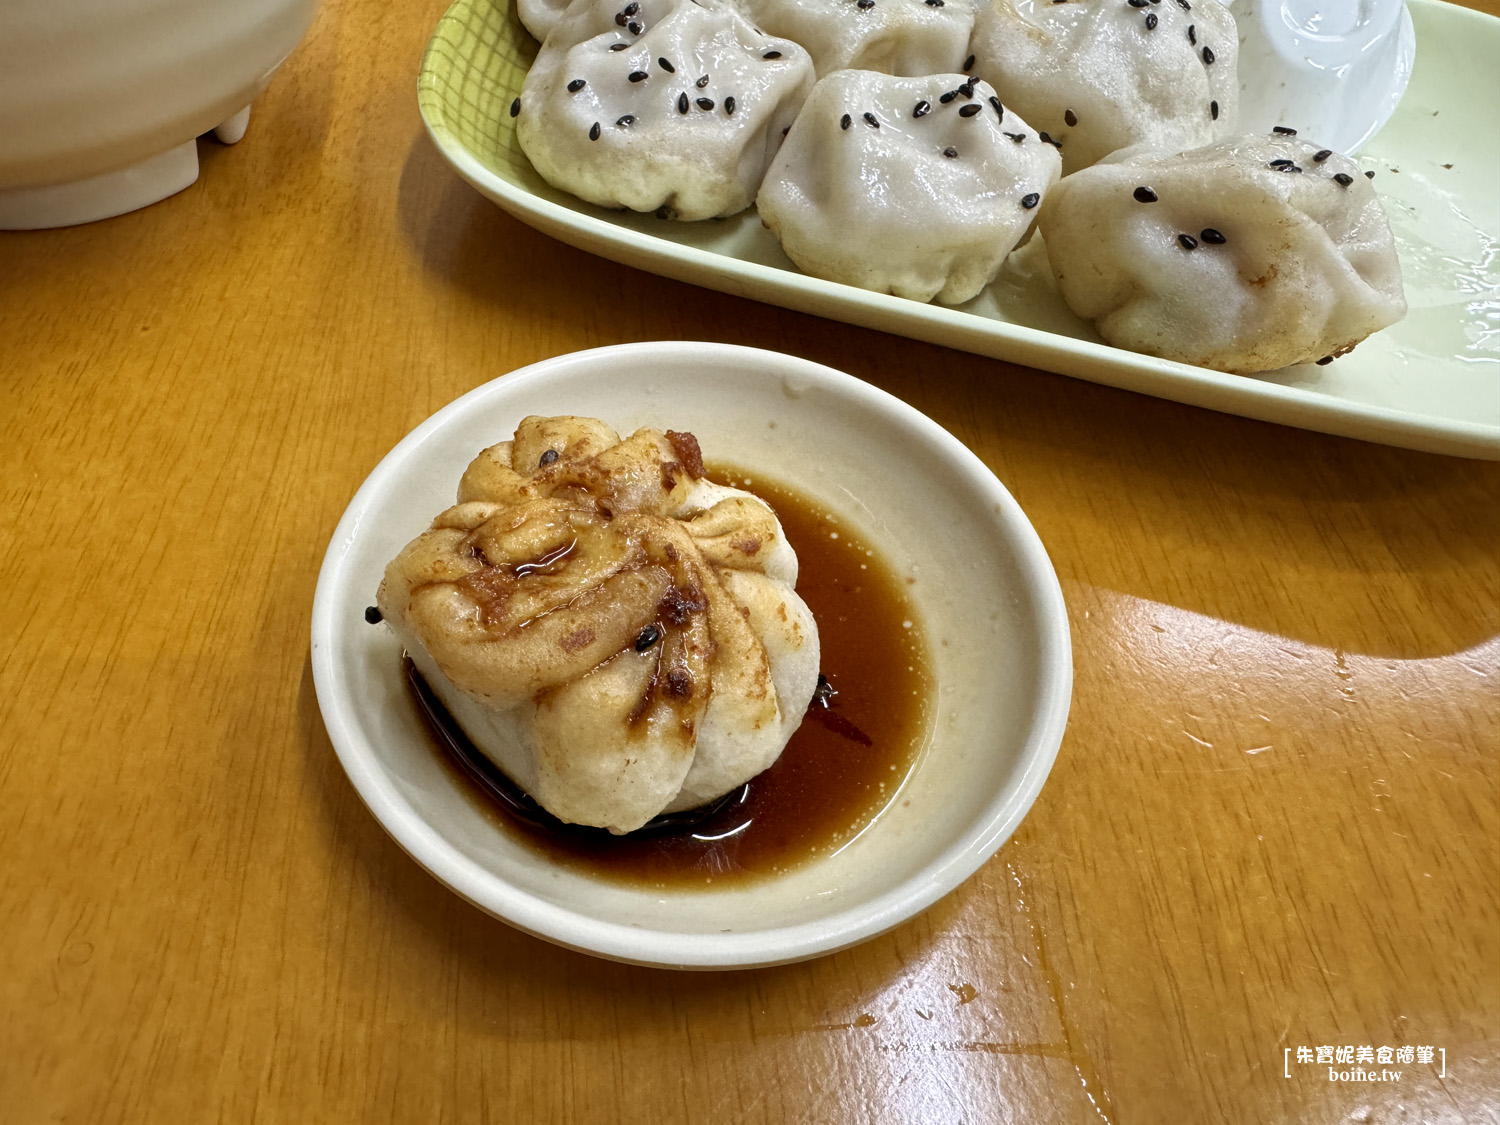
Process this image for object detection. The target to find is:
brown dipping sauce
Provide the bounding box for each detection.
[407,467,932,888]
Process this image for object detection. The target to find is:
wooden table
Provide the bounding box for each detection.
[3,3,1496,1121]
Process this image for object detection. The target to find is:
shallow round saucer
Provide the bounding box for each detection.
[310,342,1072,969]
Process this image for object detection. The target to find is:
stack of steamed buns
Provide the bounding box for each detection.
[509,0,1406,374]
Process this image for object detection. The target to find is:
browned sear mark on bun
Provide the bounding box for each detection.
[665,430,705,478]
[732,538,762,555]
[659,583,707,624]
[560,626,596,653]
[453,567,515,624]
[1246,263,1279,288]
[664,667,694,699]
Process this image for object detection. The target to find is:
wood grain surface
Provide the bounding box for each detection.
[2,2,1496,1122]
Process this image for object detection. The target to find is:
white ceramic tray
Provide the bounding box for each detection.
[418,0,1500,460]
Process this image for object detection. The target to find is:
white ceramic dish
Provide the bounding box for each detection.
[310,342,1073,969]
[417,0,1500,460]
[0,0,320,228]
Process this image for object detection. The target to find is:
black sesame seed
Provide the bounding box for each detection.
[1313,149,1333,162]
[914,100,931,117]
[840,112,851,130]
[959,103,981,118]
[627,20,642,33]
[628,70,648,83]
[863,111,879,128]
[724,96,735,115]
[939,90,958,104]
[1210,100,1219,120]
[678,92,689,114]
[1064,108,1078,127]
[1187,23,1196,43]
[943,146,958,158]
[539,449,560,466]
[1273,125,1298,135]
[624,2,639,13]
[1316,356,1335,365]
[615,11,628,25]
[1175,0,1190,8]
[658,57,675,72]
[1202,45,1215,64]
[926,0,945,6]
[763,49,782,58]
[1145,11,1158,28]
[589,121,601,140]
[568,78,586,92]
[857,0,874,8]
[1178,233,1198,250]
[1021,192,1040,209]
[1269,158,1293,167]
[958,81,975,97]
[364,605,383,624]
[1283,164,1303,173]
[1128,0,1148,7]
[1200,227,1226,244]
[696,74,710,88]
[634,623,663,651]
[1333,172,1354,186]
[509,97,521,117]
[1133,185,1158,202]
[1365,170,1375,178]
[964,53,976,71]
[609,42,628,50]
[616,114,635,127]
[1039,131,1062,148]
[990,96,1004,121]
[1005,131,1026,143]
[696,96,714,110]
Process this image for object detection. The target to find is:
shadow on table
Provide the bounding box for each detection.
[393,130,1499,662]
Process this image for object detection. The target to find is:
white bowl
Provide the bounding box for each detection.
[310,342,1072,969]
[0,0,320,228]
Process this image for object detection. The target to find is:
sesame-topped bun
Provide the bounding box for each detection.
[375,416,820,836]
[1038,133,1407,373]
[968,0,1239,175]
[758,70,1062,305]
[738,0,977,78]
[514,0,815,220]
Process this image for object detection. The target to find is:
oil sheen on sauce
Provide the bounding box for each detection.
[407,467,933,888]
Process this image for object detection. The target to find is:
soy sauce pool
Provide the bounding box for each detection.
[409,468,933,888]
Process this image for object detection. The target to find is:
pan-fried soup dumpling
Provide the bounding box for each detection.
[1038,134,1407,373]
[514,0,814,220]
[376,416,821,836]
[758,70,1062,305]
[968,0,1239,175]
[739,0,977,77]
